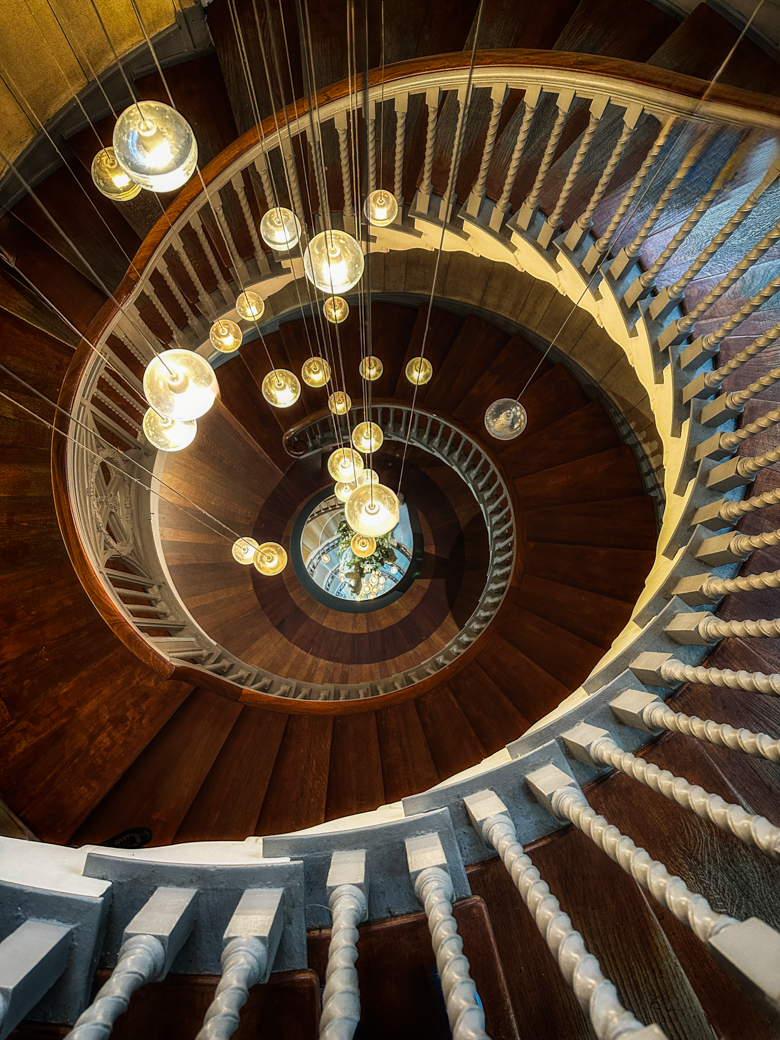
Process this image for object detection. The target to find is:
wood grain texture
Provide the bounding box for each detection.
[254,714,334,835]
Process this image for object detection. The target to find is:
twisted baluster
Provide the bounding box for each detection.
[731,527,780,555]
[159,256,201,325]
[641,701,780,764]
[414,867,489,1040]
[702,567,780,597]
[66,935,164,1039]
[232,175,264,260]
[212,194,245,277]
[731,445,780,479]
[573,117,635,234]
[253,153,275,209]
[196,937,266,1040]
[442,93,468,219]
[420,100,439,198]
[320,885,366,1040]
[366,111,377,194]
[700,614,780,640]
[720,485,780,521]
[551,787,737,945]
[393,106,406,201]
[696,270,780,354]
[659,657,780,696]
[283,145,305,222]
[143,287,179,343]
[480,813,654,1040]
[172,234,213,313]
[191,216,231,296]
[471,92,505,204]
[716,406,780,451]
[716,357,780,412]
[543,109,602,233]
[521,101,569,218]
[494,94,539,217]
[336,123,355,218]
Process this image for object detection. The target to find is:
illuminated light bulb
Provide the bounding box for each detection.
[484,398,528,441]
[301,356,331,387]
[327,447,364,482]
[232,536,260,564]
[236,290,265,321]
[328,391,352,415]
[359,355,383,381]
[345,483,400,537]
[322,553,330,563]
[209,319,242,353]
[260,206,301,250]
[91,147,142,201]
[334,480,357,503]
[352,421,383,454]
[142,408,196,451]
[143,349,218,420]
[261,369,301,408]
[406,356,433,385]
[356,468,379,488]
[351,533,376,558]
[364,188,398,227]
[323,296,349,324]
[113,100,197,193]
[253,541,287,576]
[303,229,364,294]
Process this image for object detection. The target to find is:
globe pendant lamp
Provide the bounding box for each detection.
[143,349,218,420]
[352,421,383,454]
[327,447,364,482]
[323,296,349,324]
[334,480,357,503]
[359,355,383,381]
[406,356,433,385]
[301,356,331,387]
[304,229,364,294]
[236,290,265,321]
[253,541,287,576]
[328,391,352,415]
[113,100,197,193]
[91,147,141,201]
[232,536,260,564]
[351,533,376,558]
[209,319,242,353]
[260,206,301,250]
[142,408,196,451]
[364,189,398,227]
[356,467,379,488]
[262,369,301,408]
[345,483,399,538]
[484,398,528,441]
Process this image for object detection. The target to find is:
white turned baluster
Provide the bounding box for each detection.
[688,320,780,410]
[680,272,780,369]
[253,153,275,210]
[708,443,780,491]
[700,361,780,427]
[144,286,180,345]
[335,111,355,219]
[417,87,442,215]
[717,407,780,452]
[158,256,205,332]
[211,187,249,284]
[719,486,780,523]
[320,851,368,1040]
[439,85,470,222]
[666,610,780,644]
[366,99,377,195]
[489,84,541,231]
[516,88,574,231]
[465,84,508,217]
[702,567,780,598]
[631,651,780,697]
[281,137,306,223]
[190,212,233,304]
[172,232,215,318]
[230,172,266,269]
[393,93,408,205]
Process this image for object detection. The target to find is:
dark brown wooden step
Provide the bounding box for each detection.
[394,304,464,401]
[518,572,634,650]
[501,398,618,476]
[554,0,679,61]
[446,661,530,753]
[415,684,486,780]
[525,540,654,603]
[255,713,334,835]
[498,603,604,690]
[513,445,646,508]
[453,333,551,431]
[375,699,440,802]
[216,354,293,469]
[524,495,657,548]
[474,631,571,722]
[325,712,386,821]
[423,315,509,411]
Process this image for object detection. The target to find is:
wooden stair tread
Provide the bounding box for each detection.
[415,684,486,780]
[498,603,605,690]
[518,572,635,650]
[375,699,440,802]
[325,713,386,822]
[423,315,509,411]
[554,0,679,62]
[524,495,657,548]
[501,398,619,475]
[446,662,531,753]
[514,445,646,508]
[394,304,464,401]
[526,540,654,603]
[255,714,334,835]
[474,631,571,722]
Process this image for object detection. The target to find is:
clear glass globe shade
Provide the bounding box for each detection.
[334,480,357,503]
[304,230,364,294]
[262,369,301,408]
[345,483,400,537]
[209,319,242,353]
[113,100,197,193]
[359,355,383,381]
[301,357,331,387]
[323,296,349,324]
[260,206,301,250]
[253,541,287,576]
[236,290,265,321]
[143,349,218,420]
[142,408,196,451]
[484,398,528,441]
[356,467,379,488]
[327,447,364,482]
[351,533,376,558]
[406,356,433,385]
[232,536,260,564]
[352,421,383,454]
[364,189,398,227]
[91,147,142,201]
[328,391,352,415]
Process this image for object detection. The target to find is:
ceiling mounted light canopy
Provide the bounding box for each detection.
[236,290,265,321]
[406,356,433,385]
[143,349,218,421]
[113,100,197,193]
[484,398,528,440]
[261,369,301,408]
[91,147,141,201]
[301,357,331,387]
[334,480,357,502]
[364,189,398,227]
[232,536,260,564]
[359,356,383,381]
[323,296,349,324]
[328,391,352,415]
[209,319,242,353]
[260,206,301,250]
[253,541,287,576]
[345,483,400,538]
[327,447,364,482]
[304,229,364,294]
[352,421,383,454]
[351,533,376,558]
[142,408,196,451]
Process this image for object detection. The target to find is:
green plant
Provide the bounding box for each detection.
[336,519,397,591]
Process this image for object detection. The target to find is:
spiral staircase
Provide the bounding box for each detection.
[2,1,780,1039]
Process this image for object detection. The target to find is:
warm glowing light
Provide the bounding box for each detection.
[351,533,376,558]
[328,391,352,415]
[142,408,196,451]
[304,230,364,294]
[261,369,301,408]
[359,356,383,381]
[236,290,265,321]
[334,480,357,503]
[323,296,350,324]
[345,483,400,537]
[356,468,379,488]
[327,447,364,482]
[91,147,142,201]
[364,189,398,227]
[113,100,197,192]
[232,536,260,564]
[260,206,301,250]
[406,356,433,385]
[351,421,383,454]
[484,398,528,441]
[301,357,331,387]
[253,541,287,576]
[209,319,242,353]
[143,349,218,420]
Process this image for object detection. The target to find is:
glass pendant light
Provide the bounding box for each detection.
[356,467,379,488]
[209,319,242,353]
[253,541,287,576]
[345,483,400,537]
[143,349,218,420]
[260,207,301,250]
[351,533,376,558]
[352,421,383,454]
[113,100,197,193]
[232,536,260,564]
[364,189,398,227]
[323,296,350,324]
[406,356,433,385]
[327,447,364,482]
[262,369,301,408]
[359,356,383,381]
[334,480,357,503]
[91,147,142,201]
[301,356,331,387]
[484,398,528,441]
[142,408,196,451]
[328,391,352,415]
[236,290,265,321]
[304,229,364,294]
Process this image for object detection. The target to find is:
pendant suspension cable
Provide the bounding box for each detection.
[84,0,146,125]
[362,0,375,492]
